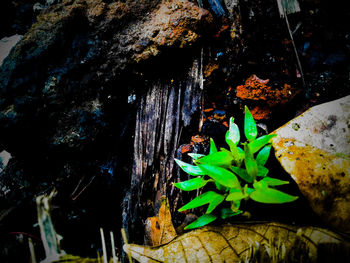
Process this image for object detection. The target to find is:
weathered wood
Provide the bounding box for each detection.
[122,57,204,243]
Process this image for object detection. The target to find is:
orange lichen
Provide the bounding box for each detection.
[203,108,214,113]
[236,74,299,119]
[249,106,271,120]
[214,24,230,38]
[181,144,192,154]
[191,135,206,144]
[204,63,219,77]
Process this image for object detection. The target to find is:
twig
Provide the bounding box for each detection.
[283,7,306,88]
[71,175,96,201]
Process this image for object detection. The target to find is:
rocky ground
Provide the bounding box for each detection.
[0,0,349,262]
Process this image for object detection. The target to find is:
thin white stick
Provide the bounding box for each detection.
[28,237,37,263]
[110,231,117,263]
[100,228,108,263]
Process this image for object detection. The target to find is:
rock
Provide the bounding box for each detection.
[272,95,350,233]
[0,150,11,173]
[0,35,22,66]
[236,74,299,120]
[0,1,214,244]
[0,0,212,157]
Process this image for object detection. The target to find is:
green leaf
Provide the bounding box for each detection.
[215,182,228,192]
[198,164,241,189]
[188,153,205,160]
[226,117,240,147]
[236,146,245,167]
[175,158,206,176]
[253,179,268,190]
[209,138,218,154]
[173,177,209,191]
[222,145,240,163]
[178,191,224,212]
[196,151,234,167]
[230,166,253,183]
[245,187,255,195]
[256,145,271,166]
[257,166,269,177]
[261,177,289,186]
[226,189,245,201]
[244,105,257,141]
[248,134,277,153]
[230,199,241,212]
[184,214,217,230]
[244,144,258,179]
[250,187,298,204]
[238,146,245,157]
[220,208,243,219]
[206,194,225,213]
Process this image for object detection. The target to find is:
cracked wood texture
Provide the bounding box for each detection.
[122,57,203,243]
[124,222,350,263]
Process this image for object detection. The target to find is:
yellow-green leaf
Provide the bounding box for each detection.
[184,214,217,230]
[220,208,243,219]
[198,164,241,189]
[209,138,218,154]
[173,177,209,191]
[261,177,289,186]
[244,106,257,141]
[256,145,272,166]
[250,188,298,203]
[178,191,224,212]
[249,134,277,153]
[244,144,258,179]
[230,166,253,183]
[257,166,269,177]
[206,194,225,214]
[175,158,205,176]
[188,153,205,160]
[226,189,245,201]
[196,151,234,167]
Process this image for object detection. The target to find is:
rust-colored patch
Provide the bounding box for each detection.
[180,144,192,154]
[214,24,230,38]
[203,108,214,113]
[236,74,299,119]
[249,106,271,120]
[204,63,219,77]
[191,135,206,144]
[133,0,213,62]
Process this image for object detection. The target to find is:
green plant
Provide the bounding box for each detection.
[174,106,298,230]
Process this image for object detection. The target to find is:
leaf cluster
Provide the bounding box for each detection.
[174,106,298,230]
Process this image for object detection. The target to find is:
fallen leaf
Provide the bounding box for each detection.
[272,95,350,233]
[124,222,350,262]
[144,196,177,246]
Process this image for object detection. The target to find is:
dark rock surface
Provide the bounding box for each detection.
[0,0,212,157]
[0,0,214,261]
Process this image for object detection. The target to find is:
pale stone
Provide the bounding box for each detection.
[0,35,22,66]
[272,95,350,233]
